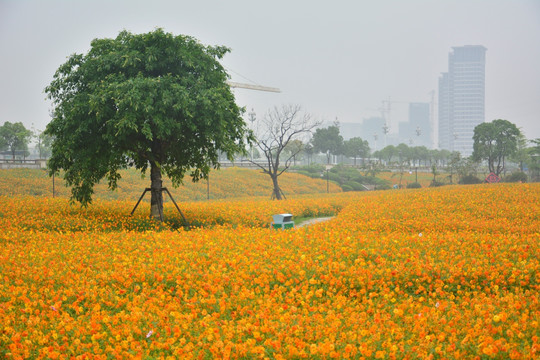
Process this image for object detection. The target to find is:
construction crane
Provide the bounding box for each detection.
[226,81,281,93]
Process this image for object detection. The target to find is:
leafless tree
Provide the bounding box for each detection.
[251,104,321,200]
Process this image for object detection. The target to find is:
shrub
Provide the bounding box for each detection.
[327,172,341,183]
[459,174,483,185]
[341,184,353,192]
[345,181,366,191]
[504,172,528,183]
[294,170,313,178]
[304,164,325,174]
[406,182,422,189]
[429,181,445,187]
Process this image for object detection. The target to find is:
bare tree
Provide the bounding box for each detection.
[252,104,320,200]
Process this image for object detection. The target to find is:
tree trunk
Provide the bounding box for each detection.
[271,174,282,200]
[150,162,164,221]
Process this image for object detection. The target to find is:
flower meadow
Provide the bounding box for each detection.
[0,168,341,202]
[0,182,539,359]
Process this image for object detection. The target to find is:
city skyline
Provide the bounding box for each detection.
[1,1,539,143]
[439,45,487,157]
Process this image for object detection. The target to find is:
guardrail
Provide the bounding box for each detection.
[0,159,47,169]
[219,160,267,169]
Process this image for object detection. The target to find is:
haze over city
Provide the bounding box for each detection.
[1,0,539,144]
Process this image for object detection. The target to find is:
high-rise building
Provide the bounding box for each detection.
[438,45,486,157]
[340,122,363,141]
[361,116,385,151]
[400,103,431,148]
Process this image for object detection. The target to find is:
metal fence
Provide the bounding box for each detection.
[0,159,47,169]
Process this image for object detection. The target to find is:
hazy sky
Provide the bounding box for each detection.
[1,0,539,144]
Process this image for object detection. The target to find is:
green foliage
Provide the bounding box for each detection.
[0,121,33,159]
[373,145,397,163]
[345,181,366,191]
[327,171,341,183]
[406,182,422,189]
[293,170,312,178]
[45,29,250,208]
[509,134,530,171]
[33,130,54,159]
[302,164,325,174]
[503,172,528,183]
[472,119,521,176]
[311,124,344,163]
[459,175,483,185]
[396,143,410,164]
[341,184,353,192]
[429,181,445,187]
[283,139,304,160]
[343,137,370,165]
[526,139,540,181]
[293,164,390,191]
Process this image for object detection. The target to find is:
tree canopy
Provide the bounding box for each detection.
[45,29,251,220]
[311,124,343,164]
[0,121,33,159]
[472,119,521,176]
[343,137,370,166]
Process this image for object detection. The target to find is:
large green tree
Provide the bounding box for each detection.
[526,138,540,181]
[0,121,33,159]
[472,119,521,176]
[311,123,343,164]
[32,129,53,159]
[374,145,397,164]
[509,133,530,172]
[45,29,251,220]
[343,137,370,166]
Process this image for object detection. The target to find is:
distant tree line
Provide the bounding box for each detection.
[0,121,52,160]
[251,117,540,190]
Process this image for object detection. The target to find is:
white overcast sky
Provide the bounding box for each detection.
[1,0,539,143]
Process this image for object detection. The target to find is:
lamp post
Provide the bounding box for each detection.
[326,169,329,194]
[382,123,390,147]
[248,108,256,161]
[398,150,403,188]
[325,164,332,193]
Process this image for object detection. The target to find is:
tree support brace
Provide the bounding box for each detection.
[271,187,287,200]
[130,187,190,229]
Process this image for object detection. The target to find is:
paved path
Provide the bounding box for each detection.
[296,216,334,227]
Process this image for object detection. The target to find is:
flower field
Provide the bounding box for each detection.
[0,168,341,202]
[376,171,444,188]
[0,183,539,359]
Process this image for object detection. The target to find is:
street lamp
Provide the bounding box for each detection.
[248,108,256,161]
[248,108,256,124]
[382,123,390,147]
[325,164,332,193]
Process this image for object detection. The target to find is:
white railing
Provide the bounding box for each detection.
[0,159,47,169]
